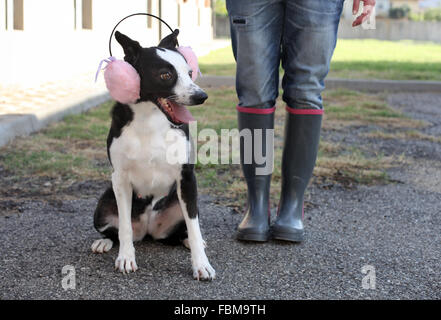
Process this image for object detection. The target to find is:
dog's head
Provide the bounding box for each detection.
[115,30,207,125]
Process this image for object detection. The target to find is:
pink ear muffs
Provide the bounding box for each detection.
[95,57,140,104]
[96,47,200,105]
[95,13,201,105]
[177,46,200,81]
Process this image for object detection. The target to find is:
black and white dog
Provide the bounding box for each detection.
[91,30,215,280]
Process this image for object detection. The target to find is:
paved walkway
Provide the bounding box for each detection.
[0,75,105,116]
[1,182,439,299]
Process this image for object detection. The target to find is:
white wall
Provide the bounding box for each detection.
[0,0,212,86]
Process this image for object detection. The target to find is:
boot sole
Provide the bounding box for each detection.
[271,229,304,242]
[236,230,269,242]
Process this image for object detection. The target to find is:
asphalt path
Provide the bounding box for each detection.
[1,182,439,299]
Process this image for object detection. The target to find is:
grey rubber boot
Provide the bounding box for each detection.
[272,110,322,242]
[236,110,274,242]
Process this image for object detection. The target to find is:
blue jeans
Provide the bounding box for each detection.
[226,0,344,110]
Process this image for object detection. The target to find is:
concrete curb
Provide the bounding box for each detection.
[197,75,441,93]
[0,90,109,147]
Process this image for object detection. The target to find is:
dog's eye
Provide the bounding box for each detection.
[188,70,193,78]
[160,72,172,81]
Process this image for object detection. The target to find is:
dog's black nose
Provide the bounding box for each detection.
[191,91,208,105]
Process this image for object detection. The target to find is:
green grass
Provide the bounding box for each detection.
[331,39,441,80]
[365,129,441,143]
[322,88,425,129]
[2,150,86,178]
[199,39,441,81]
[326,101,403,120]
[45,104,112,141]
[0,101,114,180]
[199,46,236,76]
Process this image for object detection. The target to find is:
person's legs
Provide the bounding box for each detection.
[272,0,344,241]
[227,0,284,109]
[227,0,284,241]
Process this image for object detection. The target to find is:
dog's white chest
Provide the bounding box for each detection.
[109,102,188,199]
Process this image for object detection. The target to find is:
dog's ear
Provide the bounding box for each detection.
[115,31,141,64]
[158,29,179,49]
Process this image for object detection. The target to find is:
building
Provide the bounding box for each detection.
[0,0,213,86]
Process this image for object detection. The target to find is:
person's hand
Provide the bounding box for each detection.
[352,0,376,27]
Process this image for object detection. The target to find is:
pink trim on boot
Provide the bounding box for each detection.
[237,105,276,114]
[286,106,324,115]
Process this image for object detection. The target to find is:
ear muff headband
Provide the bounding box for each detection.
[108,13,177,57]
[96,13,199,105]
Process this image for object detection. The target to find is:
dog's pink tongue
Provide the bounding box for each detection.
[171,102,194,123]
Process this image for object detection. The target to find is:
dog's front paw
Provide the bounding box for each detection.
[115,248,138,274]
[91,239,113,253]
[192,256,216,281]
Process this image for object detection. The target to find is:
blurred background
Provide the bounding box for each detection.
[1,0,440,87]
[211,0,441,81]
[215,0,441,42]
